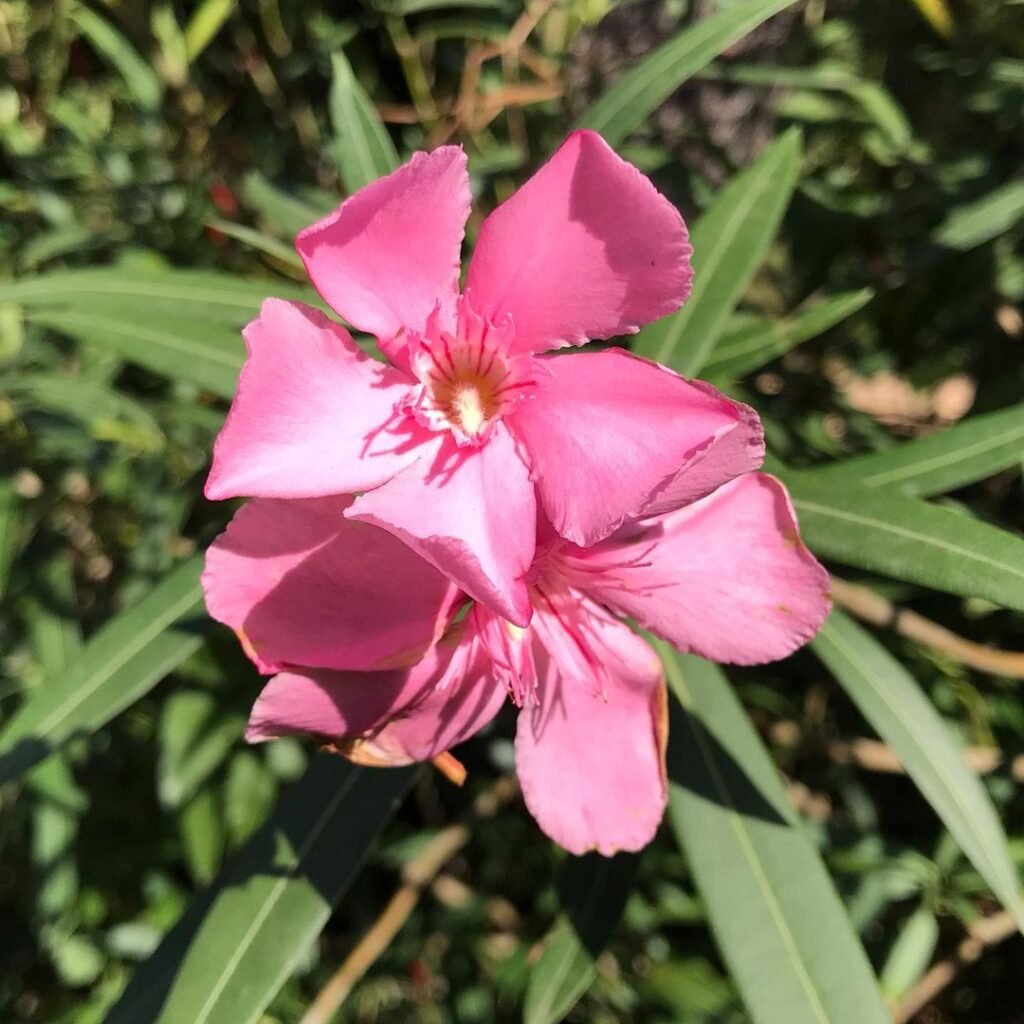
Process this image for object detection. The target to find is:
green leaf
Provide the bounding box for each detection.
[802,403,1024,497]
[812,611,1023,927]
[574,0,797,147]
[0,478,21,604]
[25,307,241,400]
[706,289,873,379]
[105,757,414,1024]
[662,646,890,1024]
[329,51,399,193]
[157,690,245,809]
[241,173,332,239]
[524,853,638,1024]
[0,557,206,784]
[5,373,165,452]
[934,178,1024,251]
[69,7,163,112]
[782,471,1024,613]
[178,787,226,887]
[879,906,939,999]
[183,0,237,63]
[633,129,802,375]
[0,267,316,326]
[206,219,304,269]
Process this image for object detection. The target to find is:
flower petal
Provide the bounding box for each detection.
[205,299,424,501]
[203,496,457,673]
[508,348,755,546]
[246,622,504,765]
[296,147,470,363]
[465,130,692,354]
[515,596,668,856]
[347,424,535,627]
[639,380,764,517]
[566,474,830,665]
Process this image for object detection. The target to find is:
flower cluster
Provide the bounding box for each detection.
[203,131,829,855]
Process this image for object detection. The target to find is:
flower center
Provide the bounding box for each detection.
[406,299,535,446]
[427,355,505,437]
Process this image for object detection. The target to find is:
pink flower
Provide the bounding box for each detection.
[204,131,764,626]
[202,474,829,855]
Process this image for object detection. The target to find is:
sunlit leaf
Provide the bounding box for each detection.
[799,403,1024,497]
[574,0,798,147]
[782,471,1024,613]
[812,611,1024,928]
[105,757,414,1024]
[662,646,890,1024]
[329,50,399,192]
[634,130,802,375]
[0,557,206,783]
[706,289,872,379]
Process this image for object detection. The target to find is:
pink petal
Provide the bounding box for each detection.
[514,595,668,855]
[347,424,535,627]
[640,380,765,517]
[465,130,692,354]
[247,622,504,765]
[205,299,424,501]
[296,147,470,365]
[507,348,756,546]
[565,474,830,665]
[202,496,457,673]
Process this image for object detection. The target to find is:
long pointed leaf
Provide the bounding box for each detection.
[663,646,889,1024]
[105,757,414,1024]
[782,471,1024,613]
[706,289,873,379]
[798,403,1024,497]
[634,129,802,375]
[812,611,1023,928]
[574,0,797,147]
[0,557,206,783]
[330,51,399,192]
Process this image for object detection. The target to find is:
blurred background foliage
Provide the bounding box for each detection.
[1,0,1023,1022]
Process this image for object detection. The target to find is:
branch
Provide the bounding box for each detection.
[830,576,1024,680]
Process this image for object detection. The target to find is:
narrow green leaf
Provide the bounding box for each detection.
[574,0,797,147]
[330,51,399,193]
[934,178,1024,251]
[812,611,1023,927]
[799,403,1024,497]
[5,373,165,451]
[183,0,237,63]
[879,906,939,999]
[206,219,304,269]
[0,478,20,603]
[105,757,414,1024]
[70,7,163,111]
[25,308,241,399]
[241,172,332,239]
[663,647,889,1024]
[782,472,1024,613]
[0,267,316,326]
[634,129,802,375]
[0,557,206,784]
[524,853,638,1024]
[706,289,873,378]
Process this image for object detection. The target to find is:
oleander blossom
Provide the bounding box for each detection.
[204,130,766,626]
[202,474,830,855]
